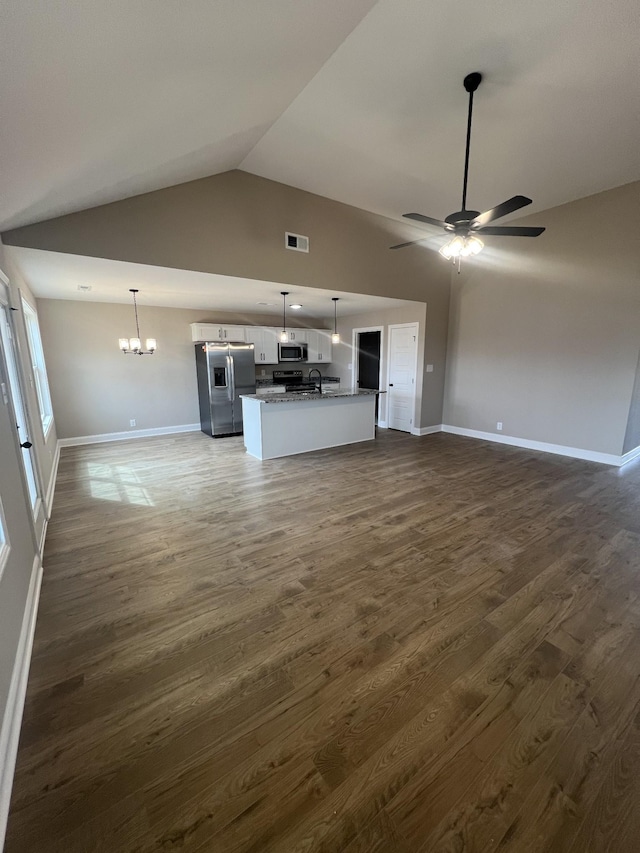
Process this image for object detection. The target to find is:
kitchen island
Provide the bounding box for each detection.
[240,390,379,460]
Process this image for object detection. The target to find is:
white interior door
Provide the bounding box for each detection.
[387,323,418,432]
[0,284,45,548]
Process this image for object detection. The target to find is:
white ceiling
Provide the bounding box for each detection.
[1,0,639,235]
[8,247,414,319]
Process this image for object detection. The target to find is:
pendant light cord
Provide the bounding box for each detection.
[132,289,141,339]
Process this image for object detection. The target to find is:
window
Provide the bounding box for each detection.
[22,298,53,436]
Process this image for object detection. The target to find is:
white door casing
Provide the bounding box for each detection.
[387,323,418,433]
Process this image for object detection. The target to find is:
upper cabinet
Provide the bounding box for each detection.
[307,329,332,363]
[190,323,247,342]
[284,329,307,343]
[245,326,279,364]
[190,323,332,363]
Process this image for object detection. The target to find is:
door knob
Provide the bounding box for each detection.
[20,441,33,449]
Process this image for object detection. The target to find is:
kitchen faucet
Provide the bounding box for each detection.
[308,368,323,393]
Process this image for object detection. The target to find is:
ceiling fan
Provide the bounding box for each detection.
[391,72,545,260]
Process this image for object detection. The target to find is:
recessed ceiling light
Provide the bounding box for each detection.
[289,303,303,310]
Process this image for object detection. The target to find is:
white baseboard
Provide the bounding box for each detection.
[58,423,201,448]
[411,424,443,437]
[620,444,640,466]
[45,440,60,516]
[0,556,42,850]
[376,420,388,429]
[441,424,631,467]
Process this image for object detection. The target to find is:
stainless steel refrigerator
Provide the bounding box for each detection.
[195,342,256,437]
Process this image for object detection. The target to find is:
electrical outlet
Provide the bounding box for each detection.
[130,419,136,427]
[426,364,434,373]
[496,422,503,431]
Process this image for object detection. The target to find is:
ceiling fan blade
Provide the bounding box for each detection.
[478,226,545,237]
[470,196,533,228]
[403,213,448,229]
[390,238,432,250]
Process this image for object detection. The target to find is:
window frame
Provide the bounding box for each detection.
[21,298,53,439]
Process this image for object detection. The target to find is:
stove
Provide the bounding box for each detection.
[273,369,303,386]
[274,370,321,393]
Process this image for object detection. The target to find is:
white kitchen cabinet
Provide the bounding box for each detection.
[190,323,247,342]
[218,324,247,341]
[286,329,308,343]
[245,326,279,364]
[307,329,332,363]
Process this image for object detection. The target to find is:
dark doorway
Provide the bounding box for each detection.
[357,330,381,419]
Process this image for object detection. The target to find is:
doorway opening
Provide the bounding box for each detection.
[353,327,383,423]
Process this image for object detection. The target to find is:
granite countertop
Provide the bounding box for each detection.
[241,389,379,404]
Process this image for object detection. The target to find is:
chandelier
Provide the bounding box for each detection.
[119,289,156,355]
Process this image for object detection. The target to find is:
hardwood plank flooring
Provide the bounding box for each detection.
[6,430,640,852]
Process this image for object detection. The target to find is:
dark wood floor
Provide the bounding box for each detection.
[6,429,640,852]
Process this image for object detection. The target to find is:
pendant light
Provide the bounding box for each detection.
[119,289,156,355]
[279,291,289,343]
[331,297,340,344]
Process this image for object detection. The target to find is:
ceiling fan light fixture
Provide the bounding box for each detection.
[439,235,483,260]
[392,72,545,254]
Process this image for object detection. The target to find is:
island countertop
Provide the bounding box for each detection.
[240,389,379,404]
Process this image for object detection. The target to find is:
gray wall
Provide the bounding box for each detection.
[444,181,640,456]
[2,170,451,427]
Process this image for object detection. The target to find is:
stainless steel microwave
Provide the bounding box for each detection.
[278,342,308,362]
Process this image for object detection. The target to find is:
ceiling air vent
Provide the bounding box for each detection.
[77,284,92,292]
[285,232,309,253]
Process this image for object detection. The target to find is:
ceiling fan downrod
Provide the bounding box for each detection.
[461,72,482,213]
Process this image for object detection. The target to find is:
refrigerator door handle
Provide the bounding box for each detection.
[226,354,235,402]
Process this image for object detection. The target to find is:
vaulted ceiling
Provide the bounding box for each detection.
[1,0,638,234]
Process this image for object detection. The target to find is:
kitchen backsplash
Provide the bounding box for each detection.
[255,364,339,384]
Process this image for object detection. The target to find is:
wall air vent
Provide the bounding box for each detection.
[285,232,309,253]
